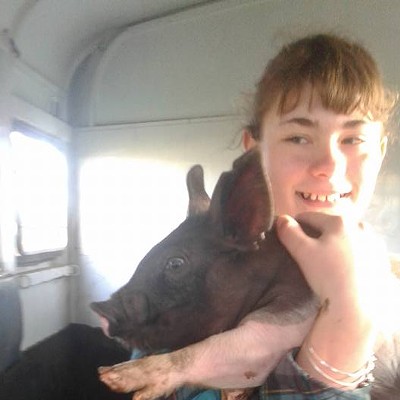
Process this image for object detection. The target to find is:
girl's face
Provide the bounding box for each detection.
[245,88,387,220]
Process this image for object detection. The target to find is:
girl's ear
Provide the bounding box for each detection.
[242,129,257,151]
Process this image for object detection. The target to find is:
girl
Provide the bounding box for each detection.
[99,33,399,399]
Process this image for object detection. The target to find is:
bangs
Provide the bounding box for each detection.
[249,34,397,140]
[277,69,394,123]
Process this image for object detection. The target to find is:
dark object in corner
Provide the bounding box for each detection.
[0,323,131,400]
[0,277,23,373]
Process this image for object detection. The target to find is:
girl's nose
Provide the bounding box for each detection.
[309,141,346,181]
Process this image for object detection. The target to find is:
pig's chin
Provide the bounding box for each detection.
[97,318,145,351]
[91,302,193,353]
[98,317,151,351]
[98,319,139,349]
[98,315,111,337]
[122,334,150,351]
[103,327,154,353]
[91,303,136,348]
[107,321,172,353]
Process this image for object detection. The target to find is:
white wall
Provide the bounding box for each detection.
[77,0,400,125]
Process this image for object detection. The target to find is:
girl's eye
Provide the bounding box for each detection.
[342,136,365,145]
[285,136,308,144]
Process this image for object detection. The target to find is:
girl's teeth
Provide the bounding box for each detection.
[302,192,342,202]
[327,193,340,202]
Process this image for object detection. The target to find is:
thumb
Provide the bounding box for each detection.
[276,214,314,267]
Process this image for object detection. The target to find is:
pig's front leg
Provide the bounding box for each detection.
[98,352,187,400]
[98,315,314,400]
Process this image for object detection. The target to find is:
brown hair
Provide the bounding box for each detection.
[246,33,397,140]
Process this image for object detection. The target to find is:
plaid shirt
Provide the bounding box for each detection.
[256,351,371,399]
[173,351,371,400]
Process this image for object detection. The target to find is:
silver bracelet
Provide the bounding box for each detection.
[306,344,376,388]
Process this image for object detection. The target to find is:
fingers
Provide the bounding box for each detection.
[294,211,361,235]
[98,366,112,373]
[276,214,315,267]
[277,212,372,305]
[276,213,354,301]
[99,371,131,393]
[97,356,176,400]
[276,212,359,258]
[98,363,141,393]
[99,367,173,400]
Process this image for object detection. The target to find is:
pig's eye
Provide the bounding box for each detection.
[165,257,185,272]
[164,257,192,287]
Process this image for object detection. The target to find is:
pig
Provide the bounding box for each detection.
[91,148,400,400]
[91,149,319,351]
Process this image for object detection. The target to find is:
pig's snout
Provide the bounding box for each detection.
[91,292,152,337]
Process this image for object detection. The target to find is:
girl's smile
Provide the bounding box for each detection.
[296,190,351,205]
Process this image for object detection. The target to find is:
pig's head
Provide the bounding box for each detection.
[91,148,315,353]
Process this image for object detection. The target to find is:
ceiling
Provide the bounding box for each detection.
[0,0,216,88]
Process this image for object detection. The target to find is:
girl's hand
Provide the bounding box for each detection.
[276,212,390,388]
[276,212,386,319]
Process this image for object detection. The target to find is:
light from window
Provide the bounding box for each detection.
[10,129,68,255]
[79,157,187,288]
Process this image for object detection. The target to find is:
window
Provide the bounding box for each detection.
[10,122,68,264]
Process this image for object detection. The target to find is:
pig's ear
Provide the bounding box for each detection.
[209,148,274,247]
[187,165,211,216]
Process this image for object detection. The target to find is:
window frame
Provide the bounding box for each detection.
[10,120,69,267]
